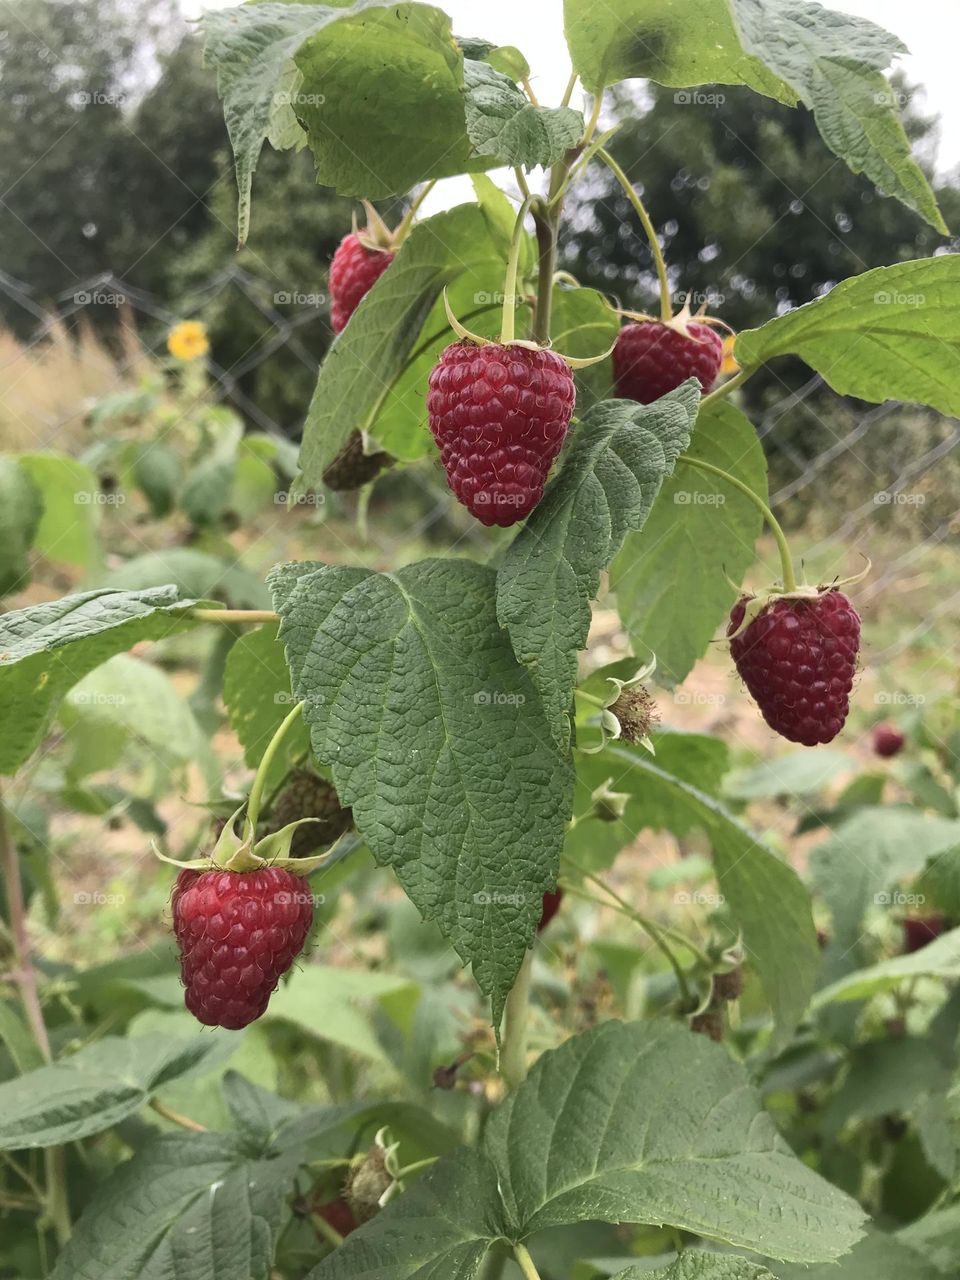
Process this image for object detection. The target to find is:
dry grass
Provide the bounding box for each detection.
[0,311,148,452]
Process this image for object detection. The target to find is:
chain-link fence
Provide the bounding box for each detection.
[2,265,957,672]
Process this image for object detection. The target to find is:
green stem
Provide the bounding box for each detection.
[393,180,436,242]
[514,1243,543,1280]
[573,688,605,708]
[0,787,70,1245]
[513,166,532,200]
[395,1157,438,1180]
[560,72,578,109]
[561,873,711,968]
[521,78,540,107]
[562,859,704,1003]
[500,948,533,1090]
[149,1097,206,1132]
[679,454,796,591]
[245,702,304,835]
[597,147,672,322]
[500,196,535,345]
[312,1212,344,1250]
[702,366,750,405]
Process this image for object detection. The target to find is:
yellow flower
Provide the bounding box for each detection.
[167,320,209,362]
[720,333,739,376]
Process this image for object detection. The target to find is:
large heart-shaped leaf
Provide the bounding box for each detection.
[270,557,573,1024]
[307,1020,865,1279]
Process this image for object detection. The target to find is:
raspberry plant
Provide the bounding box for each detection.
[1,2,959,1278]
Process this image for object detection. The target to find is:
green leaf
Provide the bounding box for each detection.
[309,1023,864,1277]
[725,750,854,800]
[484,1021,863,1261]
[899,1205,960,1275]
[590,744,818,1049]
[100,547,271,609]
[270,558,572,1024]
[611,400,767,687]
[822,1037,951,1135]
[17,451,102,573]
[613,1258,776,1280]
[0,1034,226,1149]
[0,1001,43,1074]
[0,586,201,775]
[551,286,621,405]
[297,204,503,485]
[59,654,211,777]
[809,809,960,982]
[815,926,960,1007]
[735,257,960,416]
[498,385,699,744]
[561,0,794,97]
[730,0,947,233]
[132,442,181,519]
[292,6,481,198]
[202,1,471,240]
[772,1228,946,1280]
[0,457,42,596]
[463,59,583,168]
[223,623,311,791]
[264,965,416,1063]
[50,1130,298,1280]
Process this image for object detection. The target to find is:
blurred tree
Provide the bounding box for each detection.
[0,0,203,334]
[561,78,960,482]
[562,77,958,333]
[170,145,363,434]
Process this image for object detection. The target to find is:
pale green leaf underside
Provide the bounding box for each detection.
[772,1228,946,1280]
[736,256,960,415]
[610,400,767,688]
[561,0,793,99]
[0,586,201,775]
[296,204,503,486]
[815,925,960,1007]
[309,1021,864,1279]
[463,59,583,168]
[809,808,960,985]
[0,1035,226,1149]
[498,385,699,745]
[730,0,947,233]
[270,558,572,1024]
[598,745,819,1051]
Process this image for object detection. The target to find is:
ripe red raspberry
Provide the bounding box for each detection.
[172,867,313,1029]
[613,321,723,403]
[538,888,563,932]
[873,722,905,758]
[902,914,947,954]
[728,589,861,746]
[427,341,575,526]
[329,233,394,333]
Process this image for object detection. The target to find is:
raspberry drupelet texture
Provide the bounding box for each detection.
[172,866,313,1029]
[329,233,394,334]
[728,589,861,747]
[427,341,576,526]
[613,321,723,404]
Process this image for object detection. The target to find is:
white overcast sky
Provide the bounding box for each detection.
[185,0,960,214]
